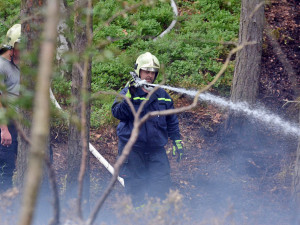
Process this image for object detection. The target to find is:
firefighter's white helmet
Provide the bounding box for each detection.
[134,52,160,78]
[2,24,21,50]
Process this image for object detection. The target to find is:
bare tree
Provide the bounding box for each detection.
[16,0,45,188]
[56,0,72,80]
[66,0,92,216]
[76,0,93,218]
[18,0,60,225]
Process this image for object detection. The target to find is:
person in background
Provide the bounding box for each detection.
[111,52,184,207]
[0,24,21,192]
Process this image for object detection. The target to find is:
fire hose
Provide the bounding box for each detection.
[50,89,125,187]
[153,0,178,41]
[50,0,178,188]
[49,71,155,188]
[49,73,162,188]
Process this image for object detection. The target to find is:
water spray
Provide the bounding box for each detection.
[134,76,300,137]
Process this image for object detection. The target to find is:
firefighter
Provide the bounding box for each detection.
[0,24,21,192]
[112,52,184,206]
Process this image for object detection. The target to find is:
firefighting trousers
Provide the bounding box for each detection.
[118,141,171,206]
[0,123,18,192]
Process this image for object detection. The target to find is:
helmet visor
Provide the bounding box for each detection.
[140,67,159,72]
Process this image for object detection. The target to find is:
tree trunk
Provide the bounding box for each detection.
[18,0,59,224]
[56,0,72,80]
[231,0,264,104]
[66,0,91,213]
[225,0,264,132]
[16,0,45,189]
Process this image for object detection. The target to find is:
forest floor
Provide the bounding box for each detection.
[11,0,297,224]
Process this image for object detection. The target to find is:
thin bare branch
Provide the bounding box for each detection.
[13,121,60,225]
[194,42,253,94]
[140,43,251,123]
[45,157,60,225]
[282,99,300,108]
[86,40,249,225]
[77,0,93,219]
[249,1,265,19]
[84,2,266,223]
[77,64,89,220]
[85,120,140,225]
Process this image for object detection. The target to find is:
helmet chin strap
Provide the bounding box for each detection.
[10,49,14,62]
[9,48,18,67]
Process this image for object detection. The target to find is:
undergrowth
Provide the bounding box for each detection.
[0,0,20,44]
[91,0,240,126]
[1,0,240,127]
[113,190,189,225]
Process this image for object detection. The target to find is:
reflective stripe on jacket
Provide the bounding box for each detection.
[112,86,180,148]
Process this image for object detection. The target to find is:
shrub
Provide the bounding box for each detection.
[0,0,20,43]
[1,0,241,127]
[90,94,118,127]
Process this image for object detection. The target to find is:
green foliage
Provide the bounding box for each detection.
[92,55,133,91]
[92,0,239,91]
[1,0,240,127]
[90,94,118,128]
[0,0,20,44]
[89,0,240,126]
[137,19,162,36]
[51,75,71,106]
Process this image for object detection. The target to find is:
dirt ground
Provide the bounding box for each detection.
[49,0,300,224]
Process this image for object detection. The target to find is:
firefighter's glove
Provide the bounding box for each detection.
[143,84,154,92]
[129,71,143,88]
[173,140,184,162]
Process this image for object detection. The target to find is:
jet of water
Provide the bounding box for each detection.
[150,83,300,137]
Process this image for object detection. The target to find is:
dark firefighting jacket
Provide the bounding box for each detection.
[112,86,180,149]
